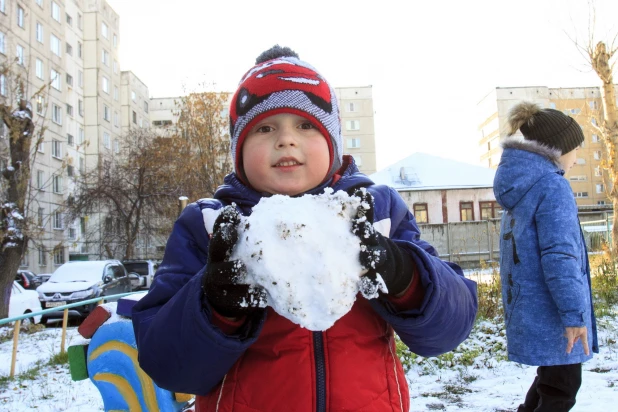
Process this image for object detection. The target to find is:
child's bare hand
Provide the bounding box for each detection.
[565,326,589,355]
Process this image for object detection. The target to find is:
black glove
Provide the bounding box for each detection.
[202,205,266,318]
[350,188,414,298]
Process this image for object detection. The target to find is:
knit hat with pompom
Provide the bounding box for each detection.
[507,101,584,155]
[229,45,342,181]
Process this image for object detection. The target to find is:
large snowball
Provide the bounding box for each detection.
[231,189,363,331]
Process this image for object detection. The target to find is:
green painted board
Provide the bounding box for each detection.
[68,344,89,381]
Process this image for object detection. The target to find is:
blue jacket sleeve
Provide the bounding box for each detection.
[535,176,588,327]
[131,202,265,395]
[368,187,478,357]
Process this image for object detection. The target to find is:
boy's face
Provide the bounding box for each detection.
[242,113,330,196]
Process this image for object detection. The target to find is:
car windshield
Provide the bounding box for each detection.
[48,262,106,283]
[123,262,148,276]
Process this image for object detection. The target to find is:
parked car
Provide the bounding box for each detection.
[38,273,53,283]
[122,259,160,290]
[36,260,132,322]
[9,281,43,325]
[15,270,42,290]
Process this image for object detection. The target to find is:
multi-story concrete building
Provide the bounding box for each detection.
[478,86,610,207]
[150,85,378,175]
[120,70,149,134]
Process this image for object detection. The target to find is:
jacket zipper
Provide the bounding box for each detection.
[313,331,326,412]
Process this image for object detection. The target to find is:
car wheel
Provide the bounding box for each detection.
[21,312,35,327]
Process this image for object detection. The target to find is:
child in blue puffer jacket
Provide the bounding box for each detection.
[131,45,478,412]
[494,102,598,412]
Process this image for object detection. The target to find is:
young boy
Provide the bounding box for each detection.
[494,102,598,411]
[132,45,478,412]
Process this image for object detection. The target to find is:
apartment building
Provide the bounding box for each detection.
[0,0,134,273]
[478,86,609,207]
[150,85,378,175]
[120,70,149,133]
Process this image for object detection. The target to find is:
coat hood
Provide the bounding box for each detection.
[493,137,564,210]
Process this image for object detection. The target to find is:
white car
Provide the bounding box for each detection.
[9,281,43,325]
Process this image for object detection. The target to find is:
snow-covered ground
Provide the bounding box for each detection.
[0,315,616,411]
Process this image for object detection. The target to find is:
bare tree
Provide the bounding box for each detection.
[0,62,49,317]
[66,129,185,260]
[570,2,618,253]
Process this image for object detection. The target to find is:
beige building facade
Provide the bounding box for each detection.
[478,86,610,207]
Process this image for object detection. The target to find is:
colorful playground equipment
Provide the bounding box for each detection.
[68,294,195,412]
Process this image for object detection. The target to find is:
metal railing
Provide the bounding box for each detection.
[0,291,143,378]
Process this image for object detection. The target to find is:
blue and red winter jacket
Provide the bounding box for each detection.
[132,158,478,412]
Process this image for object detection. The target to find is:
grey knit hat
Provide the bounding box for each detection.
[507,102,584,155]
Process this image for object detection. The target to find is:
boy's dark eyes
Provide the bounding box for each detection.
[255,125,274,133]
[299,122,316,130]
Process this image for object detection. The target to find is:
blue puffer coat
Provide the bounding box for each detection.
[493,138,598,366]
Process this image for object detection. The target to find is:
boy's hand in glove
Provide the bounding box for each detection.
[350,189,414,299]
[202,205,266,318]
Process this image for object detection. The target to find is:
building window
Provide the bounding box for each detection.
[480,201,502,220]
[79,128,84,144]
[37,208,44,227]
[596,184,605,194]
[39,247,47,266]
[69,225,76,240]
[102,76,109,93]
[0,0,4,13]
[52,104,62,125]
[78,14,83,30]
[66,104,74,117]
[67,165,74,177]
[131,91,136,101]
[345,102,356,112]
[67,133,74,146]
[0,31,5,54]
[35,0,43,7]
[66,13,73,26]
[598,201,606,205]
[36,23,44,43]
[576,158,586,165]
[413,203,428,223]
[102,22,108,38]
[144,101,148,113]
[51,69,61,90]
[53,247,65,265]
[52,139,62,158]
[0,74,5,96]
[592,134,600,143]
[113,61,119,74]
[66,42,73,56]
[79,156,85,173]
[51,34,61,56]
[347,138,361,149]
[53,175,62,193]
[38,141,45,153]
[36,96,44,114]
[53,211,63,230]
[133,111,137,124]
[595,166,602,177]
[568,175,586,181]
[103,132,110,149]
[114,112,119,127]
[66,73,73,87]
[78,70,83,87]
[589,101,598,110]
[78,42,82,58]
[114,87,119,101]
[594,150,602,160]
[17,6,24,28]
[102,49,109,66]
[78,100,84,117]
[51,1,60,21]
[573,192,589,198]
[460,202,474,222]
[592,118,597,126]
[113,34,118,48]
[20,252,28,267]
[104,105,111,121]
[16,45,24,65]
[345,120,360,131]
[114,140,119,153]
[36,59,44,79]
[37,170,44,190]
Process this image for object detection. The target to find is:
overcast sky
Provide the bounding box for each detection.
[105,0,618,170]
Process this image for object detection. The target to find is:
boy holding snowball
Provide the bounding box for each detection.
[132,45,478,411]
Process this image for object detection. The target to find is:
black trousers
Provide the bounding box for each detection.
[518,364,582,412]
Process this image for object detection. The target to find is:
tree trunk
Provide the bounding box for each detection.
[591,42,618,254]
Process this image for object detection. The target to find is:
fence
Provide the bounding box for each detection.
[0,291,142,378]
[419,213,614,269]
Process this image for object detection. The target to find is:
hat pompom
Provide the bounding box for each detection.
[508,102,541,136]
[255,45,300,64]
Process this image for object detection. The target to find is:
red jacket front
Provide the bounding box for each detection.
[197,298,409,412]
